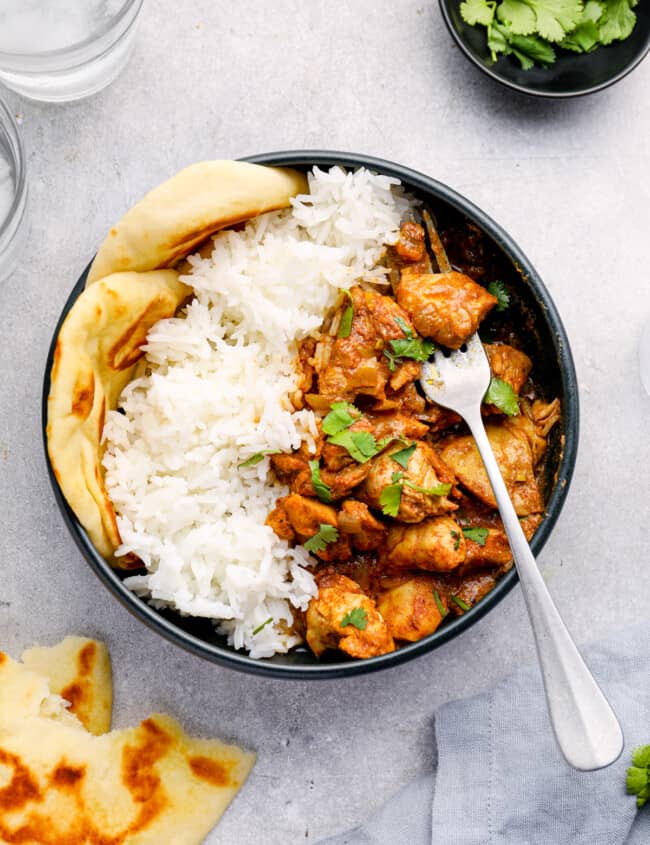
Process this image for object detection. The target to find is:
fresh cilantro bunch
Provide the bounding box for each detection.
[459,0,640,70]
[627,744,650,808]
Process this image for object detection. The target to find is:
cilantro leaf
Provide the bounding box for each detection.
[632,745,650,769]
[237,449,280,468]
[380,482,403,517]
[338,291,354,339]
[627,744,650,808]
[451,530,461,551]
[394,316,413,337]
[252,617,273,635]
[498,0,537,34]
[461,0,497,25]
[304,523,339,554]
[487,280,510,311]
[598,0,638,45]
[487,19,511,57]
[433,590,449,617]
[309,460,333,503]
[462,526,490,546]
[340,606,368,631]
[328,429,381,463]
[509,32,557,65]
[384,336,435,370]
[526,0,584,42]
[322,401,360,436]
[484,376,520,416]
[403,479,452,496]
[451,595,471,612]
[391,442,417,470]
[560,0,603,50]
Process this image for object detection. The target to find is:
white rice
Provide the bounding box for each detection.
[102,166,410,658]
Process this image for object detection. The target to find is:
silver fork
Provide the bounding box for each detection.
[421,334,623,771]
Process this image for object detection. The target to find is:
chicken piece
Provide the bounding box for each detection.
[265,500,295,543]
[355,410,429,442]
[394,221,427,263]
[443,571,497,614]
[321,409,428,474]
[384,516,465,571]
[438,423,543,516]
[396,270,497,349]
[389,359,422,392]
[338,500,387,551]
[503,398,561,467]
[372,382,427,416]
[270,453,309,484]
[484,343,532,395]
[361,442,457,522]
[280,494,352,562]
[306,571,395,658]
[315,286,419,401]
[290,461,371,502]
[376,575,449,642]
[531,398,561,436]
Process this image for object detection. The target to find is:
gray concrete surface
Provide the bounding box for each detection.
[1,1,649,842]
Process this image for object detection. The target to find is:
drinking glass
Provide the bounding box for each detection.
[0,98,27,283]
[0,0,144,102]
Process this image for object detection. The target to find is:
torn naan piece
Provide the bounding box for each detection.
[46,269,190,561]
[86,160,308,284]
[0,650,255,844]
[21,636,112,735]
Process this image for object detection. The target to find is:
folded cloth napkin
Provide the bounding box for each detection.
[318,624,650,845]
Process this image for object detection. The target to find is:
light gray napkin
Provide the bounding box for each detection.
[319,624,650,845]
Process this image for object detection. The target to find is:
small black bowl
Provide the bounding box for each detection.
[439,0,650,97]
[42,151,579,679]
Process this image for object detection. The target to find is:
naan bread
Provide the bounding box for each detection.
[21,636,112,735]
[0,649,255,844]
[46,269,190,561]
[86,160,308,284]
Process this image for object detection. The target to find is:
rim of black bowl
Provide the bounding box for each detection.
[438,0,650,99]
[42,150,579,679]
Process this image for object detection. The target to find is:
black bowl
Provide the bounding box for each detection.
[42,151,579,678]
[439,0,650,98]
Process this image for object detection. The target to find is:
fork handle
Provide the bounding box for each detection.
[465,410,623,771]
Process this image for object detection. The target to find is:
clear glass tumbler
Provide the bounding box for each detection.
[0,0,144,103]
[0,98,27,283]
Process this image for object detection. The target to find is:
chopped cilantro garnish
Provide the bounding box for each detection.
[379,468,450,516]
[627,745,650,808]
[237,449,280,468]
[487,280,510,311]
[384,337,435,372]
[433,590,448,618]
[451,595,471,612]
[328,429,384,464]
[252,617,273,635]
[322,401,360,436]
[484,376,519,416]
[340,606,368,631]
[462,526,489,546]
[304,523,339,554]
[338,291,354,339]
[383,316,435,371]
[379,480,403,517]
[403,478,452,497]
[391,442,417,470]
[451,530,461,551]
[308,460,333,503]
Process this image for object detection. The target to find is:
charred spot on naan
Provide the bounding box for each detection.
[189,755,237,788]
[71,368,95,420]
[107,292,190,371]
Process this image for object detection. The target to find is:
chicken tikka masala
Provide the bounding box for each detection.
[265,217,560,661]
